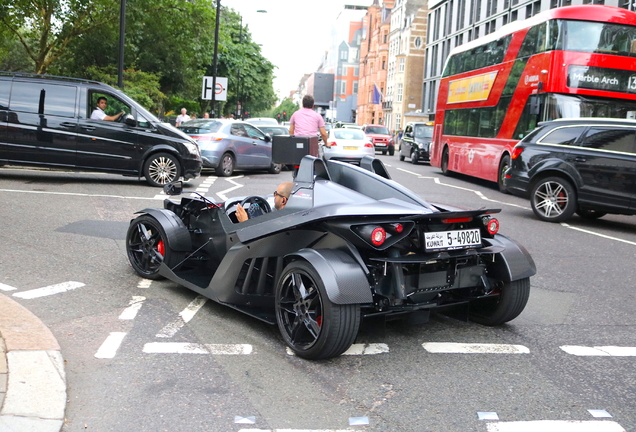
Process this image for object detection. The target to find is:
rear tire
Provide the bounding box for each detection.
[399,152,405,161]
[441,147,450,175]
[531,176,576,222]
[216,152,235,177]
[469,278,530,326]
[268,162,282,174]
[388,147,394,156]
[275,260,360,360]
[498,154,510,194]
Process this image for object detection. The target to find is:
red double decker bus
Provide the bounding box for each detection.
[430,5,636,191]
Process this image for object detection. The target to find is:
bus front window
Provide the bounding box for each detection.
[564,20,636,56]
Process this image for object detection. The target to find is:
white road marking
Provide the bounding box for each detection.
[12,281,85,299]
[119,296,146,320]
[588,410,612,418]
[235,416,256,424]
[422,342,530,354]
[486,420,626,432]
[286,343,389,356]
[0,283,17,291]
[561,223,636,246]
[95,332,127,359]
[0,188,159,200]
[560,345,636,356]
[156,295,208,338]
[478,412,500,420]
[216,175,245,200]
[137,279,152,289]
[143,342,253,355]
[238,430,356,432]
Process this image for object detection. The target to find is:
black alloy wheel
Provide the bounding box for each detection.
[498,154,510,194]
[530,176,577,222]
[126,215,185,280]
[275,261,360,360]
[144,153,181,187]
[469,277,530,326]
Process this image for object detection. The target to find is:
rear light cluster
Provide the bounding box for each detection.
[481,216,499,235]
[327,141,337,147]
[511,146,524,159]
[364,143,374,148]
[354,222,407,248]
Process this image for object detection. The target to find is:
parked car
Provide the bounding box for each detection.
[258,125,289,137]
[0,72,202,187]
[126,155,536,359]
[335,121,363,130]
[179,119,281,177]
[399,122,435,164]
[363,124,394,155]
[245,117,279,126]
[505,118,636,222]
[321,128,375,163]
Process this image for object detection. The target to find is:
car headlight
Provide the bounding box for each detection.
[418,143,429,150]
[184,142,200,157]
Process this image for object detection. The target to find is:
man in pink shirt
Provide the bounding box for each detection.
[289,95,329,144]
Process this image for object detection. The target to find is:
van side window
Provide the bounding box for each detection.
[88,91,129,119]
[9,82,77,117]
[0,79,11,110]
[582,127,636,153]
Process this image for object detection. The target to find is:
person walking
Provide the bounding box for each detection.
[176,108,190,127]
[289,95,328,144]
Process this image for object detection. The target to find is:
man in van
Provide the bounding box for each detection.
[91,97,125,121]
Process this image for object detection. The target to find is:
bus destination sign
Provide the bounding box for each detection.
[568,65,636,94]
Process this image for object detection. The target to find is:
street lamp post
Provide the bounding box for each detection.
[117,0,126,88]
[211,0,221,117]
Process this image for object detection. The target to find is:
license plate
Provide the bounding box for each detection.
[375,143,387,146]
[425,228,481,251]
[344,146,358,150]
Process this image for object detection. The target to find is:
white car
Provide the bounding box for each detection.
[321,128,375,163]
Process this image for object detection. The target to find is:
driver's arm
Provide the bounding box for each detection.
[104,111,125,122]
[236,204,248,223]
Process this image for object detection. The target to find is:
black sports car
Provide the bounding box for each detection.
[126,155,536,359]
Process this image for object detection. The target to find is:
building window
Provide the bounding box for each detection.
[353,82,358,93]
[395,114,402,131]
[340,81,347,94]
[399,58,405,72]
[457,0,466,29]
[397,83,403,102]
[340,50,348,60]
[445,1,454,35]
[414,36,422,49]
[382,60,386,69]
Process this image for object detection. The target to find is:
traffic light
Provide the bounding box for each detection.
[283,111,287,121]
[277,113,281,123]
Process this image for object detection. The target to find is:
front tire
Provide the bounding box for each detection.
[531,176,576,222]
[388,146,394,156]
[410,150,418,164]
[216,152,235,177]
[126,215,185,280]
[469,278,530,326]
[268,162,282,174]
[144,153,181,187]
[275,261,360,360]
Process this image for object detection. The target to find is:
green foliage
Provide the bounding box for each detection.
[0,0,276,117]
[165,96,203,117]
[270,98,300,120]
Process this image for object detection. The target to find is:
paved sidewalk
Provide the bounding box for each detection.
[0,293,66,432]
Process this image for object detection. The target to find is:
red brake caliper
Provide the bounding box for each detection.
[157,240,165,257]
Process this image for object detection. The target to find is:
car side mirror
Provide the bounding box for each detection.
[264,134,272,143]
[125,115,137,127]
[164,181,183,195]
[405,132,413,138]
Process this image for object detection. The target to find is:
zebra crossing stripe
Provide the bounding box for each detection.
[143,342,253,355]
[95,332,127,359]
[156,295,208,338]
[12,281,85,299]
[422,342,530,354]
[486,420,626,431]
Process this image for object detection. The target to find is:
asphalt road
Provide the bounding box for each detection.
[1,157,635,432]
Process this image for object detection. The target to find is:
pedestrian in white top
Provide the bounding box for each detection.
[176,108,190,127]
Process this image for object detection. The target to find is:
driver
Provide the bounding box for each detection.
[236,181,293,223]
[91,97,125,121]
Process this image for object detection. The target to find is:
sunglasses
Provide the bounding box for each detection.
[273,190,287,199]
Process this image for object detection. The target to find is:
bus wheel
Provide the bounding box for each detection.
[498,155,510,194]
[441,147,450,175]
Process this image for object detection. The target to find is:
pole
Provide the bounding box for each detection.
[118,0,126,88]
[211,0,221,118]
[237,16,242,119]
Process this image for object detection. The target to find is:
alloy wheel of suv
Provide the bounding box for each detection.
[530,176,577,222]
[144,153,182,187]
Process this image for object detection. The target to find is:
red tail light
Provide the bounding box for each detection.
[327,141,337,147]
[486,218,499,235]
[392,223,404,233]
[371,227,386,246]
[442,217,472,224]
[364,143,374,148]
[511,146,524,159]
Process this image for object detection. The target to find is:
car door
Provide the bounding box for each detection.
[76,89,138,174]
[243,123,271,167]
[401,124,414,155]
[5,80,78,167]
[574,125,636,210]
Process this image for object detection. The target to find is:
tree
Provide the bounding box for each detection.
[0,0,119,74]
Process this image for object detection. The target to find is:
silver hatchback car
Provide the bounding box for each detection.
[179,119,281,176]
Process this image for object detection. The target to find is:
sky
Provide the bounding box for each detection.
[223,0,372,102]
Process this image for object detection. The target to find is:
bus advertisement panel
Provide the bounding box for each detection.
[430,5,636,192]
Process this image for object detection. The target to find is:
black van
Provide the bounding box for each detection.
[506,118,636,222]
[0,72,202,186]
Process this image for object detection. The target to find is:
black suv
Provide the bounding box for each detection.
[506,118,636,222]
[398,122,434,164]
[0,73,202,186]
